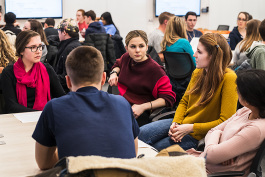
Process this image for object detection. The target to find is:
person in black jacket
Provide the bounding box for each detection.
[44,18,58,38]
[2,12,21,36]
[83,33,116,72]
[55,18,81,93]
[84,10,106,37]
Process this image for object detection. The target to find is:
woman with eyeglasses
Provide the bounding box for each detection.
[23,19,49,63]
[229,12,252,50]
[1,30,65,113]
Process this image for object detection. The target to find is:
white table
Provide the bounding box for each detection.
[0,113,41,177]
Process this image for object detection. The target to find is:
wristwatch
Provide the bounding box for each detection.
[110,70,118,76]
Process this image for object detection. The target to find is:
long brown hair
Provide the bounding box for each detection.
[187,33,232,106]
[0,29,17,67]
[28,19,49,45]
[239,19,261,53]
[161,16,187,52]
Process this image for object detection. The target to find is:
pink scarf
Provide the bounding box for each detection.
[14,58,51,110]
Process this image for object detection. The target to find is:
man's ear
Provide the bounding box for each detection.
[164,19,168,25]
[125,46,128,51]
[65,75,72,90]
[101,72,106,86]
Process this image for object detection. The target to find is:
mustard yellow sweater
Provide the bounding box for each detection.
[173,68,238,140]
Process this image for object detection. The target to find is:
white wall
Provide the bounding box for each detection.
[208,0,265,31]
[0,0,265,39]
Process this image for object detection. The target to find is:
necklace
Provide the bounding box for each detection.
[187,30,195,41]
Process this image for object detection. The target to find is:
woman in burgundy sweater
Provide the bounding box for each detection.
[108,30,176,126]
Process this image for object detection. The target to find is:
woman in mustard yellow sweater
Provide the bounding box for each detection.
[139,33,238,151]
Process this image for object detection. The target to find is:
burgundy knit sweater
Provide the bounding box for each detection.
[112,53,176,107]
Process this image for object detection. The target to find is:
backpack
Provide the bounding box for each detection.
[4,30,16,46]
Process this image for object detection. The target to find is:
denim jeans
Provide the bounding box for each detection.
[139,118,198,151]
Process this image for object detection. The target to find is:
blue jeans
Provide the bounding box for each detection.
[139,118,198,151]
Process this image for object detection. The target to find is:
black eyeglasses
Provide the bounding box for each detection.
[25,45,45,52]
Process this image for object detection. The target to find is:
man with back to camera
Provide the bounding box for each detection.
[2,12,21,35]
[84,10,106,37]
[44,18,58,38]
[32,46,139,170]
[54,18,81,93]
[185,11,202,42]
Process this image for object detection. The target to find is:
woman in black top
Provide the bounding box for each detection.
[1,30,65,113]
[229,12,252,50]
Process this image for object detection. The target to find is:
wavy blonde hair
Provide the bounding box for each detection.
[239,19,261,53]
[0,30,17,67]
[187,33,232,106]
[161,16,187,52]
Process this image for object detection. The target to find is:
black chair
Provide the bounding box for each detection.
[217,25,229,31]
[147,46,163,66]
[208,138,265,177]
[163,51,195,106]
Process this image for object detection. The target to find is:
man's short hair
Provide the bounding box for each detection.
[58,18,79,38]
[4,12,16,24]
[259,19,265,41]
[45,18,55,27]
[158,12,174,25]
[185,11,197,20]
[66,46,104,86]
[84,10,96,21]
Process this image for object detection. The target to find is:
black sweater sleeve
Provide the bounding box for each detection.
[44,63,65,98]
[1,64,65,114]
[1,65,35,113]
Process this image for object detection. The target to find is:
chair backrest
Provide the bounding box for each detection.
[107,85,120,95]
[249,138,265,177]
[147,46,163,66]
[217,25,229,31]
[163,51,195,80]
